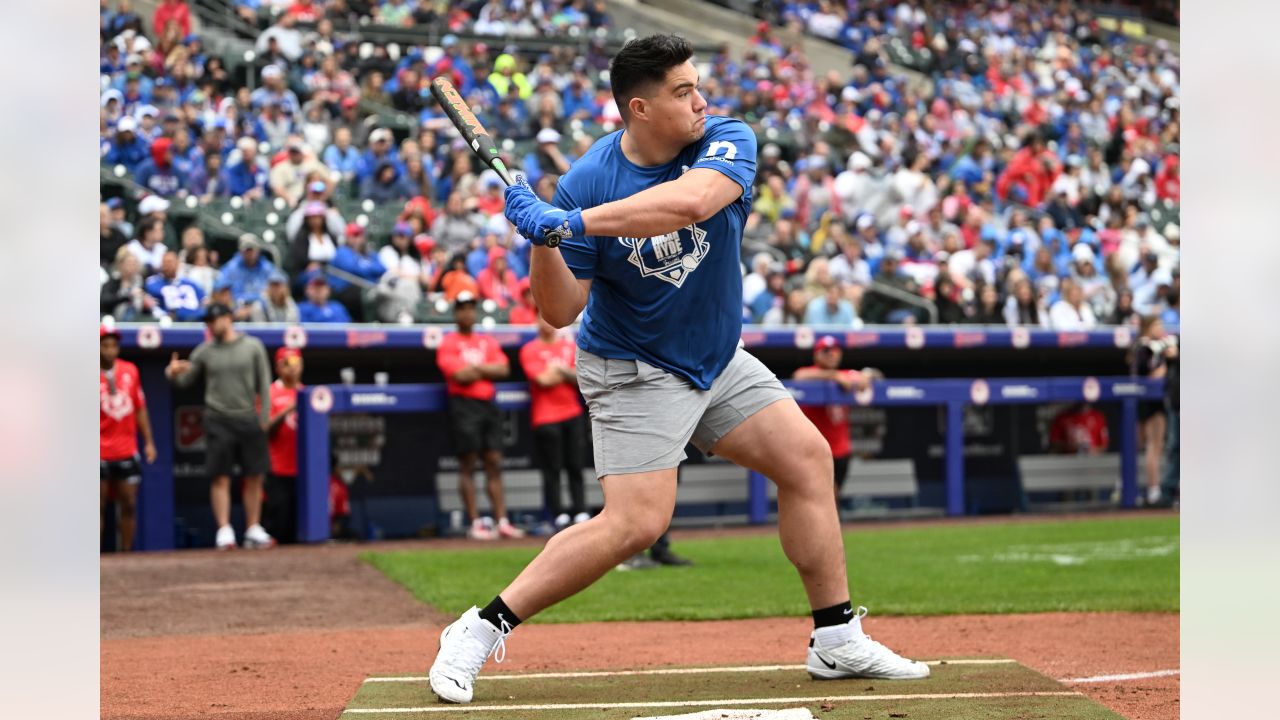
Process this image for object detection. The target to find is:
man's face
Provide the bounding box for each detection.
[208,315,233,340]
[242,247,260,266]
[454,303,476,330]
[306,281,331,304]
[289,147,304,165]
[634,60,707,145]
[160,252,179,278]
[101,336,120,365]
[816,345,841,369]
[278,355,303,383]
[268,281,287,303]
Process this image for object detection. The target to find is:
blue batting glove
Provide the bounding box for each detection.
[503,178,536,226]
[504,178,584,248]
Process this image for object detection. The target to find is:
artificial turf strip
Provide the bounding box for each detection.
[362,516,1178,622]
[342,661,1125,719]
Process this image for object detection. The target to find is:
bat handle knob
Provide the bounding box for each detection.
[542,233,561,249]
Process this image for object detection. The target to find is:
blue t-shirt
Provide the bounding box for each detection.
[144,275,205,321]
[551,115,757,390]
[298,300,352,324]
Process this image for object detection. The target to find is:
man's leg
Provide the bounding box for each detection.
[562,416,587,517]
[242,474,265,528]
[457,451,479,521]
[710,399,847,609]
[210,475,232,527]
[533,423,564,521]
[482,449,507,522]
[100,479,110,541]
[496,468,678,619]
[1161,410,1179,498]
[117,480,139,552]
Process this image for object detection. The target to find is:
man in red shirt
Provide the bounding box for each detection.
[793,336,878,494]
[436,292,523,540]
[100,325,157,552]
[520,316,588,529]
[265,347,304,543]
[1049,403,1109,454]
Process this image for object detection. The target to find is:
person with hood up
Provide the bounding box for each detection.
[133,136,185,197]
[359,159,417,204]
[104,116,151,172]
[486,53,533,100]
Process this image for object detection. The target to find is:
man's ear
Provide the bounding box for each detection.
[627,96,648,122]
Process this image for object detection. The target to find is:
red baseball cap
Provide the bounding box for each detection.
[815,335,841,352]
[100,324,121,339]
[275,347,302,364]
[345,222,365,237]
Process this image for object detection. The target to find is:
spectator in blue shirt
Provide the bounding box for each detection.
[355,128,401,184]
[217,234,277,308]
[322,127,361,184]
[804,284,859,326]
[144,251,205,321]
[133,136,185,197]
[330,223,385,321]
[104,117,151,172]
[297,275,352,323]
[249,64,300,115]
[220,137,269,200]
[359,159,417,205]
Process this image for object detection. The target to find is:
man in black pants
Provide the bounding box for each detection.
[167,303,275,549]
[519,317,588,529]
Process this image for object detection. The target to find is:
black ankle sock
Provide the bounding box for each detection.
[812,601,853,629]
[479,596,522,629]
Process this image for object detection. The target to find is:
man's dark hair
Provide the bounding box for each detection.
[609,34,694,120]
[137,216,165,240]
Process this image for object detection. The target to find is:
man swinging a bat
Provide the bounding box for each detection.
[428,34,928,704]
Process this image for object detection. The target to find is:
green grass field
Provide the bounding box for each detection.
[362,516,1178,623]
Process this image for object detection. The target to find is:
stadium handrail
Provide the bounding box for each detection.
[865,280,939,325]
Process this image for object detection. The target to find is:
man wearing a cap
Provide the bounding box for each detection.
[329,223,385,321]
[100,325,157,552]
[249,270,301,323]
[793,337,879,497]
[286,178,347,241]
[297,275,351,323]
[476,246,519,310]
[356,128,401,184]
[250,64,300,114]
[264,347,304,543]
[270,138,325,205]
[436,292,521,540]
[144,250,205,321]
[322,127,361,183]
[218,234,277,311]
[221,137,269,200]
[133,136,185,197]
[166,303,275,550]
[104,116,151,172]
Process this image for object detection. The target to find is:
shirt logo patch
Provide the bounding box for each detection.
[704,140,738,163]
[618,223,709,288]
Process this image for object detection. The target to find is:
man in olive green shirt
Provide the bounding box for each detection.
[166,303,275,550]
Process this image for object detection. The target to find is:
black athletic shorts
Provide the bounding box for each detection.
[449,395,504,455]
[205,412,270,478]
[101,454,142,484]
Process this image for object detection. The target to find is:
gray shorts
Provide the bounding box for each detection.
[576,347,792,478]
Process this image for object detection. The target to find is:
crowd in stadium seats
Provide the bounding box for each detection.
[99,0,1179,332]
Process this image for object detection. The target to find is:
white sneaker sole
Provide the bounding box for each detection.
[808,653,931,680]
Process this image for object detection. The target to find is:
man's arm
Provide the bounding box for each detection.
[136,406,157,463]
[166,350,201,387]
[530,246,592,328]
[266,400,295,434]
[255,344,272,427]
[580,169,742,239]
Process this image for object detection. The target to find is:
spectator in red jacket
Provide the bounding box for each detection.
[996,133,1059,207]
[436,292,522,540]
[152,0,191,39]
[508,277,538,325]
[476,246,519,309]
[1154,156,1180,203]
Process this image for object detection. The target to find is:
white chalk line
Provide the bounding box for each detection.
[362,659,1016,683]
[1061,669,1180,684]
[341,691,1082,714]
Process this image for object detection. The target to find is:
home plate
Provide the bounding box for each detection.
[633,711,815,720]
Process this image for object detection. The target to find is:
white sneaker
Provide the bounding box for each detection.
[554,513,572,529]
[807,607,930,680]
[1146,485,1163,506]
[243,524,276,549]
[496,517,525,539]
[467,518,495,541]
[429,607,512,703]
[572,511,591,524]
[215,525,237,550]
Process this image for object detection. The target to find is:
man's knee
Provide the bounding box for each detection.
[604,510,669,555]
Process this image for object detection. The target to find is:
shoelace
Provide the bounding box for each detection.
[491,614,514,664]
[851,607,913,668]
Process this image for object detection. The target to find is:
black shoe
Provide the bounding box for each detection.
[650,549,693,566]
